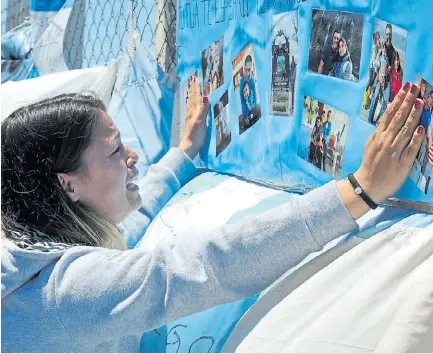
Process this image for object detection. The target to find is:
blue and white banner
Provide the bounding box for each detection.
[177,0,433,208]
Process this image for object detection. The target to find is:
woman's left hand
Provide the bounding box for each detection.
[179,76,210,159]
[337,82,425,219]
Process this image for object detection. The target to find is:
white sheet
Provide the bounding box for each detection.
[1,61,118,121]
[236,216,433,353]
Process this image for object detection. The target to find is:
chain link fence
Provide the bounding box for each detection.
[2,0,177,74]
[1,0,30,34]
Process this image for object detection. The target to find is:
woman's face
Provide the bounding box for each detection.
[66,112,142,224]
[394,56,399,69]
[375,34,381,48]
[338,40,347,57]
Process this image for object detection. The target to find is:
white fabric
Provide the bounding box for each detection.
[31,8,71,75]
[139,176,281,253]
[236,220,433,353]
[1,61,118,121]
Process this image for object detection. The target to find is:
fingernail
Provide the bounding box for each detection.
[410,84,419,94]
[416,98,424,110]
[416,125,424,135]
[193,77,196,82]
[203,96,209,103]
[402,82,410,92]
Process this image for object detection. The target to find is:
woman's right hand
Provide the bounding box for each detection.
[337,82,425,219]
[179,76,210,160]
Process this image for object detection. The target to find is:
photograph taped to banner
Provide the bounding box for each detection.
[408,75,433,195]
[232,43,262,135]
[271,11,299,116]
[361,20,408,126]
[213,91,231,156]
[202,37,224,95]
[299,96,350,179]
[309,9,364,82]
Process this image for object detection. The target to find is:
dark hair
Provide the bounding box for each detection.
[245,55,253,65]
[337,38,348,59]
[392,51,402,73]
[333,29,341,36]
[386,23,392,32]
[1,93,123,248]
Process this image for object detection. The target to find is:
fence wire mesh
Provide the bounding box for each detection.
[2,0,177,74]
[1,0,30,34]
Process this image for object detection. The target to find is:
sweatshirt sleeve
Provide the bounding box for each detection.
[138,147,197,219]
[118,148,197,247]
[53,180,358,346]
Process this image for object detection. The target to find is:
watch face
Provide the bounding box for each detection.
[355,187,363,195]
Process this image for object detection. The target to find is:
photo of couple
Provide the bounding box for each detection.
[409,76,433,195]
[308,9,363,82]
[361,20,408,125]
[270,11,298,116]
[213,91,231,156]
[232,43,262,134]
[300,96,350,179]
[202,37,224,95]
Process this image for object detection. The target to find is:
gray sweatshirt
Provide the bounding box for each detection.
[1,148,358,352]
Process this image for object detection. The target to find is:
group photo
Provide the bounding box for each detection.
[360,20,408,125]
[299,96,350,179]
[409,76,433,195]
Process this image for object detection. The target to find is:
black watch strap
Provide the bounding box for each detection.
[347,173,378,210]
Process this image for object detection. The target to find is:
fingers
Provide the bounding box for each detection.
[401,125,425,167]
[384,84,420,141]
[392,98,425,151]
[190,76,199,97]
[378,82,410,131]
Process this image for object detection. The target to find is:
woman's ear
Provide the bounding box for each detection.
[57,173,80,202]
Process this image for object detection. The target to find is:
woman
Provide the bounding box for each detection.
[329,38,354,81]
[309,114,322,165]
[390,51,403,102]
[1,79,425,352]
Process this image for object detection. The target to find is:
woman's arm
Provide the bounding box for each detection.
[53,82,425,346]
[53,180,358,345]
[342,61,353,81]
[120,77,209,245]
[137,148,196,220]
